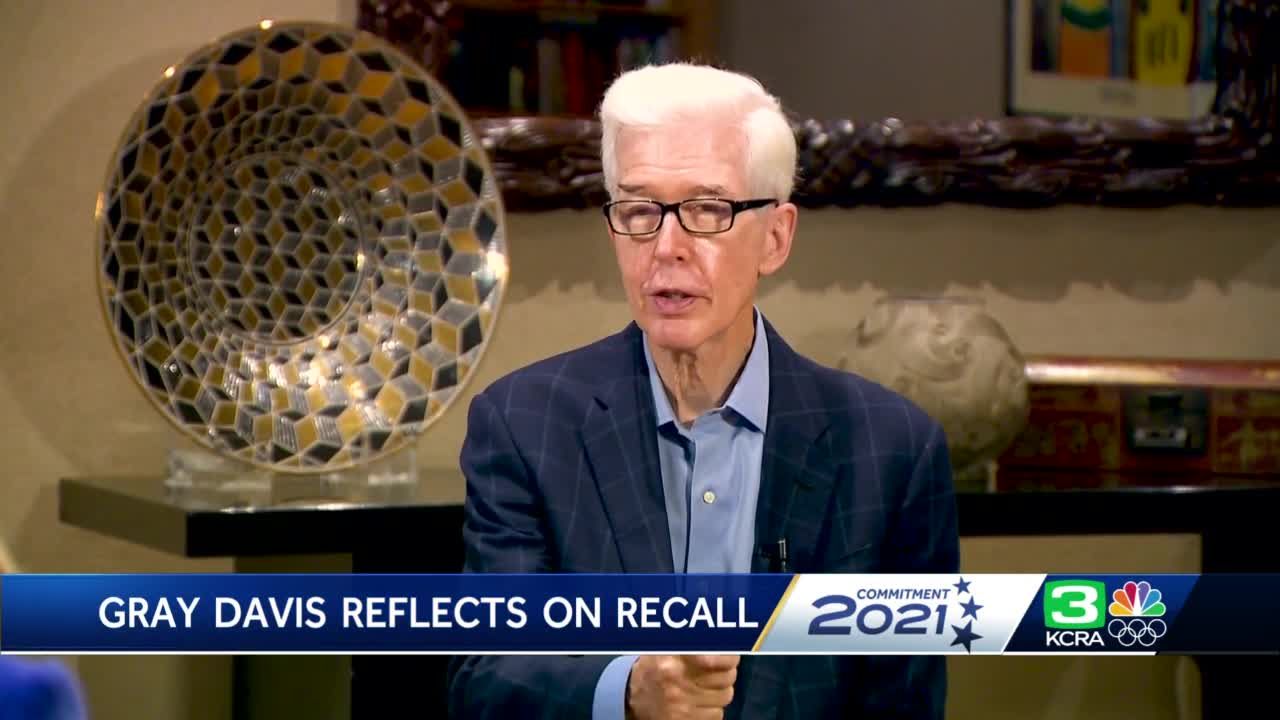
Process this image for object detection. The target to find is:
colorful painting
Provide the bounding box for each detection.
[1011,0,1219,119]
[1059,0,1113,77]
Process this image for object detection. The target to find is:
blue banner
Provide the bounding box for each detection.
[2,573,1278,654]
[1,574,790,653]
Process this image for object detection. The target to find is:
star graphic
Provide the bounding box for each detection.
[953,576,972,595]
[951,620,982,653]
[959,596,983,620]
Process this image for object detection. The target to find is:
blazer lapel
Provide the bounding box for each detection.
[733,320,838,720]
[752,319,837,574]
[581,324,675,573]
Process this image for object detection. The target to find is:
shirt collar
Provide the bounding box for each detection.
[643,308,770,432]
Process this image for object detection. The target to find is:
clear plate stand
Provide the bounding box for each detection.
[163,426,423,510]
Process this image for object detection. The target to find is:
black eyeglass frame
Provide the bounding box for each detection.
[601,197,778,235]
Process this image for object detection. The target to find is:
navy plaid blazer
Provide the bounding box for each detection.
[448,316,959,719]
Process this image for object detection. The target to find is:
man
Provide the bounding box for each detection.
[447,63,959,719]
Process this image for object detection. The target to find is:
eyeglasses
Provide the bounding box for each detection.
[602,198,778,235]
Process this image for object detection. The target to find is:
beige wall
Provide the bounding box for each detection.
[1,1,1276,719]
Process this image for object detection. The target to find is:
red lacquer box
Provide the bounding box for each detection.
[995,357,1280,490]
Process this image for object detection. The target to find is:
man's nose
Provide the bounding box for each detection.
[652,212,692,262]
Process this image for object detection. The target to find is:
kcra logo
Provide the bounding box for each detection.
[1042,579,1167,649]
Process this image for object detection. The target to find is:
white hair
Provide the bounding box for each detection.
[599,63,796,201]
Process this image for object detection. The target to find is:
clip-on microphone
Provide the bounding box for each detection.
[758,538,789,573]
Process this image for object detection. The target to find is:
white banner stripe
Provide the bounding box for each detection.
[756,573,1044,655]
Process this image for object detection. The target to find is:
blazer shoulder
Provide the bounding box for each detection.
[473,327,632,410]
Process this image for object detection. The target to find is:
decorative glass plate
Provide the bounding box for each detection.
[96,21,507,472]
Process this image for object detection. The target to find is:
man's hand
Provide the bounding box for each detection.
[626,654,739,720]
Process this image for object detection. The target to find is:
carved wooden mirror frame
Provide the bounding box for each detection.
[358,0,1277,211]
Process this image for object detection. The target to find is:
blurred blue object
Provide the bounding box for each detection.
[1199,0,1219,81]
[1111,0,1131,78]
[0,657,87,720]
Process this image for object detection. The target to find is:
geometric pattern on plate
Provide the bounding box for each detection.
[96,22,508,471]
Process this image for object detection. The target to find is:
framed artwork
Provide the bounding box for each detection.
[1008,0,1220,119]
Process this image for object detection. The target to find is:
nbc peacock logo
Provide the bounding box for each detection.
[1108,581,1167,618]
[1106,581,1168,648]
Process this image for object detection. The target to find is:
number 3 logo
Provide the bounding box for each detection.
[1044,580,1106,629]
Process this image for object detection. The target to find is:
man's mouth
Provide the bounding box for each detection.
[650,290,698,314]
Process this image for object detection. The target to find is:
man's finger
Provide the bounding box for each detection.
[691,667,737,690]
[682,654,740,674]
[687,684,734,709]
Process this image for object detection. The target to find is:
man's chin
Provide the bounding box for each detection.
[642,318,708,354]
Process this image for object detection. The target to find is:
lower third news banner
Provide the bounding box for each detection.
[1,574,1277,655]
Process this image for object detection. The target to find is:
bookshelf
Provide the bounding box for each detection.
[357,0,718,118]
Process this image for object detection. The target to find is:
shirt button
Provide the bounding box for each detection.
[702,490,716,504]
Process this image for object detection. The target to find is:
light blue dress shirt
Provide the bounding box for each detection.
[592,309,769,719]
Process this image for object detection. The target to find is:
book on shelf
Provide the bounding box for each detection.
[442,12,685,116]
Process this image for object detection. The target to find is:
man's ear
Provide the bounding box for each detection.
[758,202,797,277]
